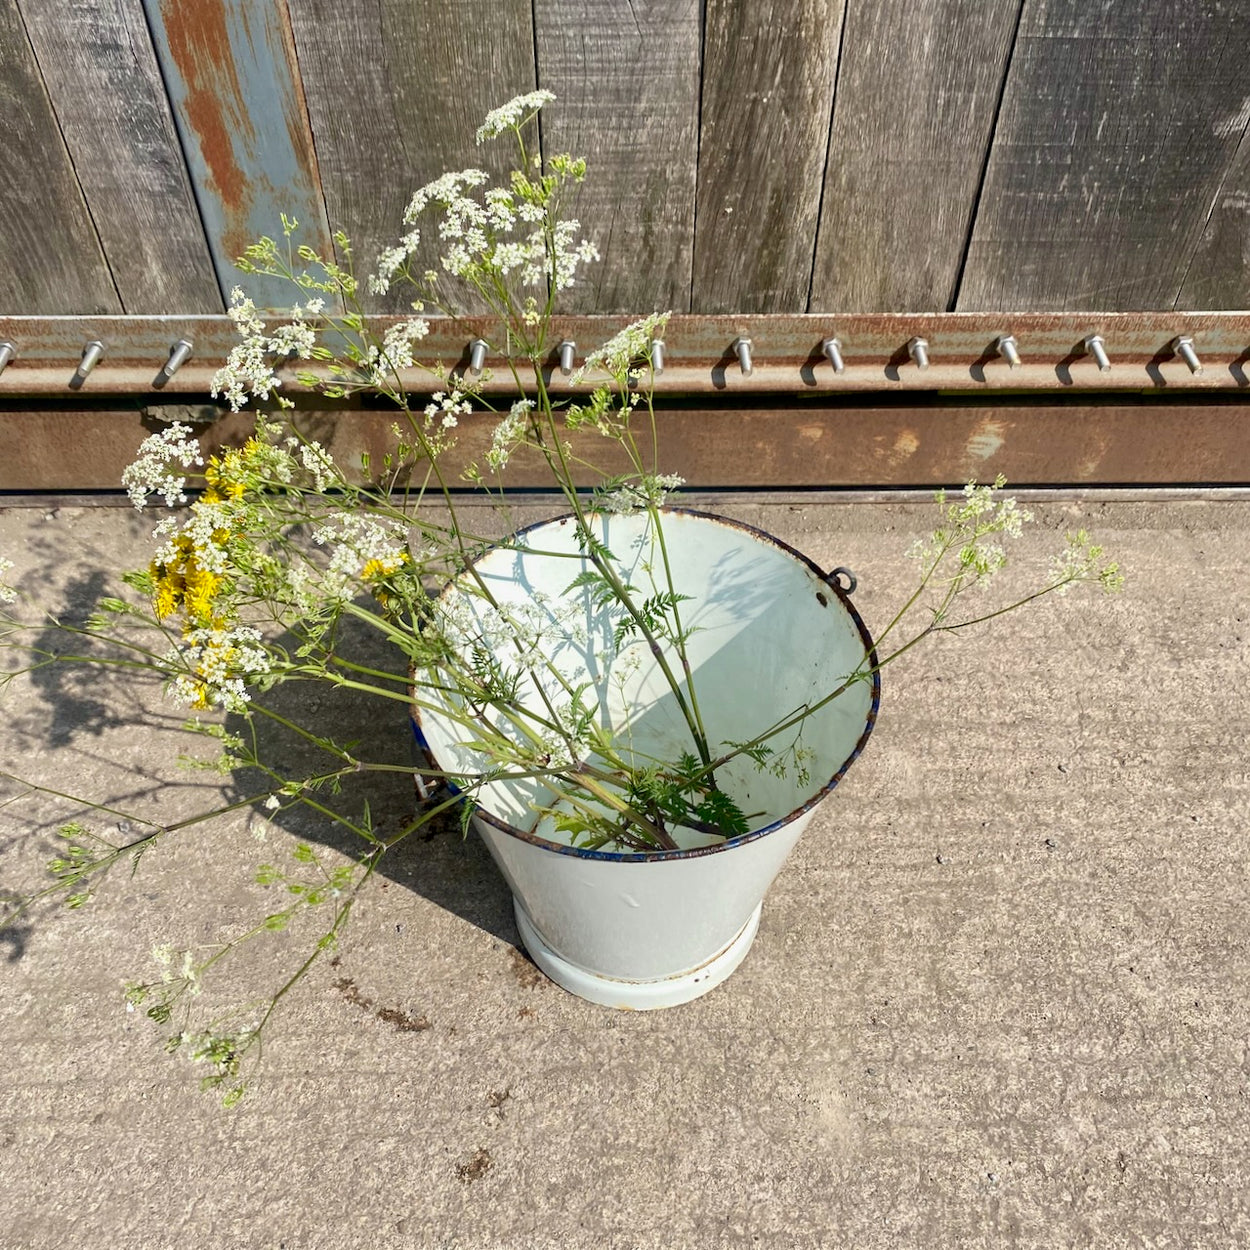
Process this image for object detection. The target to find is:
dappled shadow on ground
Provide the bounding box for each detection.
[218,607,518,946]
[2,577,517,953]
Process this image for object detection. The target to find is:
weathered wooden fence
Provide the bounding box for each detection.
[4,0,1249,318]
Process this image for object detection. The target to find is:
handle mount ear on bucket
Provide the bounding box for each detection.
[825,566,857,594]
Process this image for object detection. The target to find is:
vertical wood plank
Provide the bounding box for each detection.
[286,0,536,314]
[141,0,336,309]
[533,0,700,313]
[1176,119,1250,310]
[18,0,220,313]
[693,0,843,313]
[810,0,1020,314]
[957,0,1250,311]
[0,0,121,314]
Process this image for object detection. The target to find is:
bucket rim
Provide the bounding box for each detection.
[410,506,880,863]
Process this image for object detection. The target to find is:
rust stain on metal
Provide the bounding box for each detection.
[160,0,255,219]
[883,429,920,468]
[3,313,1250,396]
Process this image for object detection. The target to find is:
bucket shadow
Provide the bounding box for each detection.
[218,606,518,945]
[1,581,518,952]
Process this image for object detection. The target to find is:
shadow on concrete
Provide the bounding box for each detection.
[219,607,519,945]
[2,572,517,953]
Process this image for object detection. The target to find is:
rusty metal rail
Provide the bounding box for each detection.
[2,313,1250,396]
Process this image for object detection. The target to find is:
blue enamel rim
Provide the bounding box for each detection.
[409,506,881,863]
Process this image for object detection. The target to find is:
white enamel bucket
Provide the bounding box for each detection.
[412,509,879,1008]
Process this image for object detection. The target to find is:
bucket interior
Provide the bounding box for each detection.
[416,510,876,847]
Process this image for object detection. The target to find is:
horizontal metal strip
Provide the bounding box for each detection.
[1,400,1245,492]
[1,313,1250,396]
[9,487,1250,509]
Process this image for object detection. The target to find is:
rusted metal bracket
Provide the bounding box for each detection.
[2,312,1250,396]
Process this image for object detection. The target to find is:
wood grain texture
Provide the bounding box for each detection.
[534,0,700,313]
[18,0,220,313]
[287,0,536,314]
[957,0,1250,311]
[1176,114,1250,310]
[693,0,843,313]
[810,0,1020,313]
[141,0,336,309]
[0,0,120,314]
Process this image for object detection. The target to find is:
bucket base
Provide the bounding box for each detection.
[513,900,763,1010]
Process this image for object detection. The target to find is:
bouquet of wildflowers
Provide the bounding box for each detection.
[0,93,1121,1102]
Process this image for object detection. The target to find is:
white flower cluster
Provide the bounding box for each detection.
[297,440,338,492]
[549,220,601,292]
[376,139,597,297]
[311,513,408,591]
[599,474,686,515]
[149,943,202,994]
[438,586,590,690]
[475,90,556,143]
[152,498,236,573]
[381,318,431,371]
[0,556,15,604]
[487,399,535,470]
[424,389,470,430]
[577,313,670,382]
[368,230,422,295]
[211,289,327,412]
[166,624,271,713]
[403,169,490,226]
[954,480,1032,533]
[121,422,204,510]
[1049,529,1124,596]
[906,478,1033,588]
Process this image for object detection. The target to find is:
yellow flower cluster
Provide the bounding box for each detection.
[151,535,223,628]
[202,441,258,503]
[150,446,251,631]
[360,552,409,614]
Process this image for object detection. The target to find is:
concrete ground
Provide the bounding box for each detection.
[0,493,1246,1249]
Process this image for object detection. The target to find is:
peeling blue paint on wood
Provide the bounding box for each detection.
[141,0,336,311]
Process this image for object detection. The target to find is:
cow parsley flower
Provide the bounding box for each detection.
[166,624,271,713]
[907,478,1034,585]
[578,313,670,382]
[487,399,534,471]
[599,474,685,514]
[297,440,339,492]
[424,389,471,432]
[475,90,556,143]
[368,230,422,296]
[1050,530,1124,595]
[122,423,204,510]
[403,170,490,226]
[551,220,599,291]
[381,318,431,371]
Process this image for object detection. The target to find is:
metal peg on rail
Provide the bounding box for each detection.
[650,339,665,373]
[558,340,576,375]
[732,337,753,376]
[0,342,14,377]
[1172,335,1202,375]
[153,339,193,388]
[468,339,488,374]
[69,340,105,390]
[907,337,930,370]
[995,334,1022,369]
[1083,334,1111,373]
[821,337,845,374]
